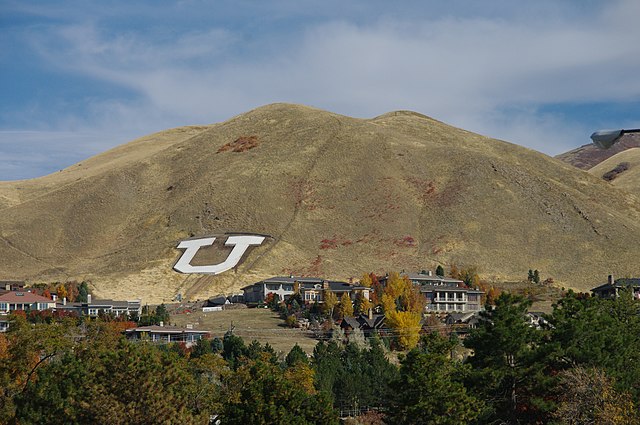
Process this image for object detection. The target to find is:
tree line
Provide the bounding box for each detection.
[2,290,640,424]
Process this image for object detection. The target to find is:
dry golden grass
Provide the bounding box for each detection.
[589,148,640,197]
[1,103,640,303]
[171,307,318,355]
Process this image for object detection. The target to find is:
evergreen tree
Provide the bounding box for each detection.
[464,293,549,424]
[77,281,90,303]
[388,338,483,425]
[286,343,308,367]
[435,265,445,277]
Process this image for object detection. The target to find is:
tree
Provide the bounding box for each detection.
[387,337,483,425]
[323,290,338,318]
[56,284,67,300]
[155,303,170,324]
[553,366,638,425]
[360,273,372,288]
[77,281,90,303]
[381,272,425,350]
[354,292,372,315]
[528,269,534,282]
[338,293,353,318]
[464,293,548,424]
[221,357,338,424]
[533,269,540,284]
[435,265,445,277]
[286,343,309,367]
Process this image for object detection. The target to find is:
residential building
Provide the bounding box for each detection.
[591,275,640,299]
[0,291,56,314]
[124,325,210,346]
[379,271,484,313]
[56,296,142,318]
[242,276,370,305]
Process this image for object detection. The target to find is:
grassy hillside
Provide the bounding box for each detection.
[589,148,640,196]
[1,104,640,302]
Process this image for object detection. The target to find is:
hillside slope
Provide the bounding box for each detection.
[556,134,640,170]
[589,148,640,197]
[1,104,640,302]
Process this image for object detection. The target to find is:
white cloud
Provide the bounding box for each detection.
[5,0,640,179]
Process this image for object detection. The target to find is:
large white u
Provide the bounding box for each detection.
[173,235,266,274]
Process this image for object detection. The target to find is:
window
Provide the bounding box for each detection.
[0,303,7,311]
[266,284,280,291]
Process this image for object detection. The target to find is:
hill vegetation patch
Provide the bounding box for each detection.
[217,135,260,153]
[602,161,630,181]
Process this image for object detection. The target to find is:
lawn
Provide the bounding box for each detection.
[171,307,319,356]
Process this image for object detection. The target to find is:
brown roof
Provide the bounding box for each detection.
[0,291,53,303]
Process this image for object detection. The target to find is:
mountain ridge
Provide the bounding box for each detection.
[1,103,639,303]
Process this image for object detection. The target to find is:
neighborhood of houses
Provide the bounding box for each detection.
[0,273,635,344]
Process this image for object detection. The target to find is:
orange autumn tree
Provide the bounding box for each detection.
[381,272,426,350]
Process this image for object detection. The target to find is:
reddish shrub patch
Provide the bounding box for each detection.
[217,135,260,153]
[394,235,417,247]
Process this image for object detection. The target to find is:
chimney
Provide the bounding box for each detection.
[323,280,330,290]
[368,307,373,320]
[87,294,92,304]
[348,277,353,284]
[159,321,164,327]
[428,270,433,277]
[608,274,614,285]
[63,297,67,306]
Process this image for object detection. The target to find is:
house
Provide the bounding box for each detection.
[55,295,142,318]
[0,281,25,295]
[0,291,57,315]
[591,275,640,299]
[202,296,230,312]
[339,312,386,337]
[124,324,210,346]
[379,271,484,313]
[242,276,370,305]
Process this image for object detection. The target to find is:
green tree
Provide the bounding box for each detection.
[77,281,90,303]
[221,357,338,424]
[435,265,445,277]
[464,293,549,424]
[155,303,170,324]
[286,343,308,367]
[388,336,483,425]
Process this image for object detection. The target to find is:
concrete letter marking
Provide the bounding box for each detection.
[174,235,266,274]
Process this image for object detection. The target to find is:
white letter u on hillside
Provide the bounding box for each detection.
[173,235,265,275]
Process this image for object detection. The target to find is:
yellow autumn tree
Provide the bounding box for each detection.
[56,284,67,300]
[381,272,426,350]
[360,273,372,288]
[323,290,338,318]
[338,293,354,318]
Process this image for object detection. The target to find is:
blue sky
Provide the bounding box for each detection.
[2,0,640,180]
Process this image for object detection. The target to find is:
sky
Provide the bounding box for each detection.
[2,0,640,180]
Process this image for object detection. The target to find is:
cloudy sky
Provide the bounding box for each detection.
[2,0,640,180]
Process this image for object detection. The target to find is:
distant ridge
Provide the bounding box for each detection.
[1,103,640,303]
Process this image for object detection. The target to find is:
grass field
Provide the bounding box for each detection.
[171,307,319,356]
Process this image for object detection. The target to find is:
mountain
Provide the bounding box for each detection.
[556,134,640,170]
[2,103,640,303]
